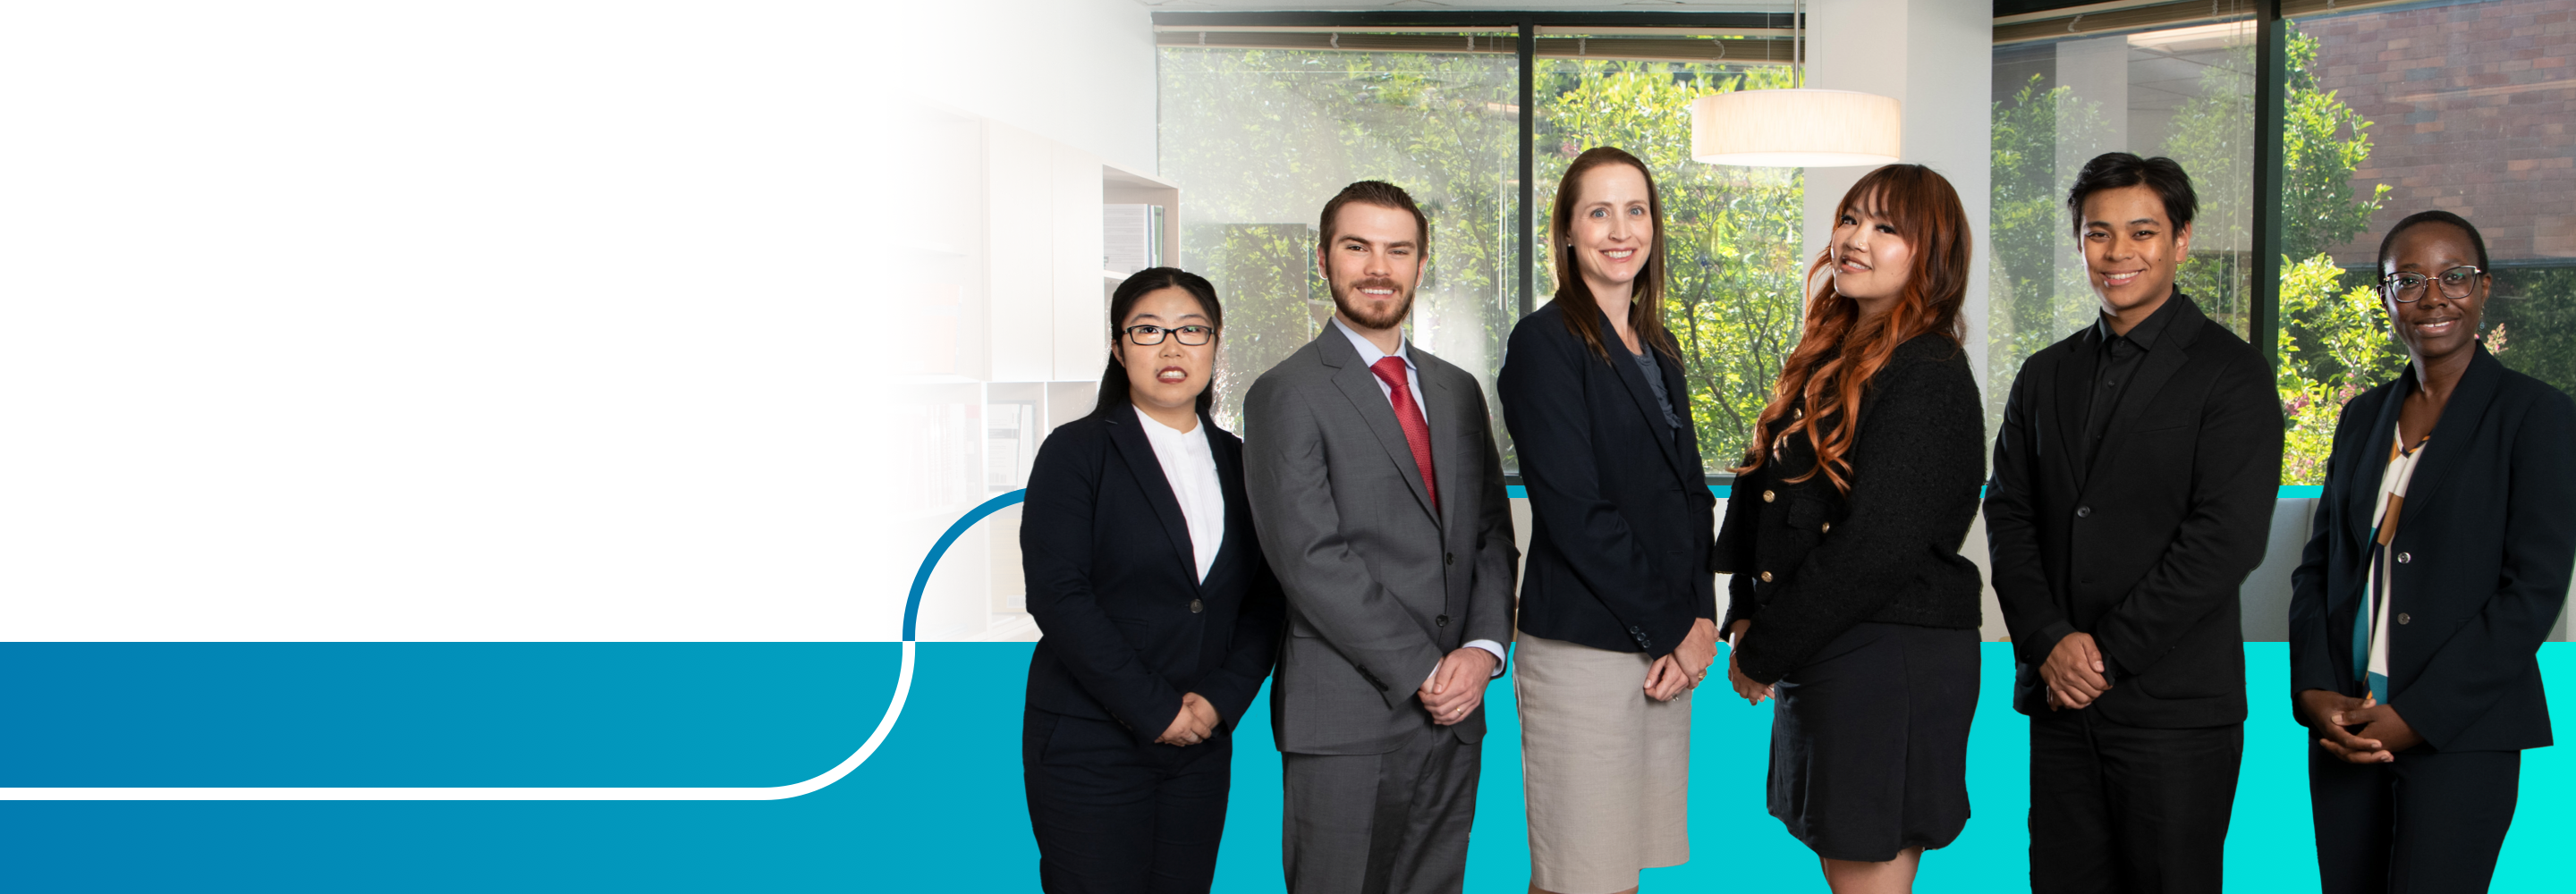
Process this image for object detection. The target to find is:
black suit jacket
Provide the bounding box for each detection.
[1986,293,2283,727]
[1498,303,1716,658]
[1021,408,1285,746]
[1717,333,1987,684]
[2288,346,2576,752]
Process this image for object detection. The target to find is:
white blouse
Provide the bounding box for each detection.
[1136,405,1225,583]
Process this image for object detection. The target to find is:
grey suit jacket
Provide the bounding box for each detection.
[1243,325,1519,755]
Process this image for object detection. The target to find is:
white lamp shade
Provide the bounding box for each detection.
[1690,89,1902,168]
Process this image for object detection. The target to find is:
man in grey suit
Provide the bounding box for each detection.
[1244,180,1519,894]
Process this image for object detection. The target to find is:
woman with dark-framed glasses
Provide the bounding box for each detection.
[1020,267,1284,892]
[2289,210,2576,892]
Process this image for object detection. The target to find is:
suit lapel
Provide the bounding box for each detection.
[1659,333,1705,477]
[2099,297,2203,443]
[1105,411,1203,591]
[2348,375,2408,551]
[1205,423,1249,593]
[2054,334,2097,491]
[1318,329,1440,523]
[1599,317,1689,480]
[2391,346,2504,534]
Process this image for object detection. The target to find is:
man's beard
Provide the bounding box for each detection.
[1331,275,1415,330]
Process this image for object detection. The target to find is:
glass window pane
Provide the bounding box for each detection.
[1157,34,1521,443]
[1987,20,2260,433]
[2278,0,2576,482]
[1536,54,1803,471]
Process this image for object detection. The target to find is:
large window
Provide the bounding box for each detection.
[2275,0,2576,482]
[1158,30,1523,440]
[1535,54,1803,469]
[1992,0,2576,485]
[1157,20,1802,471]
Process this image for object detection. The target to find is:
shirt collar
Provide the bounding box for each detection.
[1331,316,1413,371]
[1133,403,1203,441]
[2094,286,2184,350]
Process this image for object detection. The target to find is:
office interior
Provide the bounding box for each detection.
[901,0,2576,647]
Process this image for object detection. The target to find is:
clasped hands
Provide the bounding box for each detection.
[1643,618,1721,702]
[1419,646,1499,726]
[1155,692,1221,746]
[2299,689,2422,763]
[2040,632,2112,711]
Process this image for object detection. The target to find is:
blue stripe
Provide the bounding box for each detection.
[905,489,1027,642]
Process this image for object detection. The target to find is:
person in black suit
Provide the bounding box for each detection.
[2289,211,2576,893]
[1497,147,1719,894]
[1020,267,1285,893]
[1984,153,2283,893]
[1716,163,1987,894]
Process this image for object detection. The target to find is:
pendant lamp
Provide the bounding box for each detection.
[1690,0,1902,168]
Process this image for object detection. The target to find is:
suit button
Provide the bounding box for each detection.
[1820,522,1831,533]
[2076,506,2092,518]
[1763,490,1776,503]
[1437,614,1450,627]
[1759,571,1774,582]
[2396,552,2411,564]
[2398,612,2411,625]
[1189,599,1203,613]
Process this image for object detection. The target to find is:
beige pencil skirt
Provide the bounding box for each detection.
[1513,630,1692,894]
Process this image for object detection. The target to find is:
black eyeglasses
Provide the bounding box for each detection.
[1123,324,1216,346]
[2382,266,2485,303]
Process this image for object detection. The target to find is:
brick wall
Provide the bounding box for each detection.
[2304,0,2576,266]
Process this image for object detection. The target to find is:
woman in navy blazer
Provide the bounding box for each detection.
[1497,147,1720,894]
[1020,268,1284,893]
[2290,212,2576,892]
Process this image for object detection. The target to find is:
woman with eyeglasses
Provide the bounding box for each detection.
[2289,210,2576,893]
[1020,267,1284,893]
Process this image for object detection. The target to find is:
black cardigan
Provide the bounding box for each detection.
[2288,346,2576,752]
[1498,302,1717,658]
[1020,409,1285,746]
[1716,332,1987,684]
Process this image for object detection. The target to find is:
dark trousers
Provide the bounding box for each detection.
[2309,746,2520,894]
[1022,707,1233,894]
[1280,727,1480,894]
[2028,709,2242,893]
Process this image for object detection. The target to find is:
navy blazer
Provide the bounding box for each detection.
[2288,346,2576,752]
[1498,302,1716,658]
[1021,408,1284,746]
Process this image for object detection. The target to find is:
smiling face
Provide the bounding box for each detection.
[1565,162,1655,299]
[1828,191,1916,310]
[1318,201,1423,331]
[2079,183,2192,318]
[2380,222,2488,365]
[1117,286,1217,416]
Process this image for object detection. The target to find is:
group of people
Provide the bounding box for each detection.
[1014,148,2576,894]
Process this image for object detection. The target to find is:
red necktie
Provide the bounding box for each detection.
[1368,356,1438,511]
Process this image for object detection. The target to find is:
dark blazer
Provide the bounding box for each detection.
[1716,332,1987,684]
[1986,293,2282,727]
[2288,346,2576,752]
[1021,408,1285,747]
[1243,325,1518,755]
[1498,303,1716,657]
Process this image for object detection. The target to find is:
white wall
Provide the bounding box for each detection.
[882,0,1159,178]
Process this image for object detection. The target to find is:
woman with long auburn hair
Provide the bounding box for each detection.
[1711,164,1987,894]
[1498,146,1719,894]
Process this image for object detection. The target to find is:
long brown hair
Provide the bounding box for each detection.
[1737,164,1970,492]
[1550,147,1675,360]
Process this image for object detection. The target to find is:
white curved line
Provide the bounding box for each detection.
[0,641,916,801]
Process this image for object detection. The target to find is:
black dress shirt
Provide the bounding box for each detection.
[2080,290,2184,478]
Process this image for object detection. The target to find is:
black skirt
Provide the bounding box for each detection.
[1767,621,1979,862]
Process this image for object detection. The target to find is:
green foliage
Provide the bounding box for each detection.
[1988,74,2113,433]
[2267,24,2400,483]
[2157,42,2259,333]
[1535,60,1805,468]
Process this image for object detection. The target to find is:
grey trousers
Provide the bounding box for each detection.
[1281,727,1480,894]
